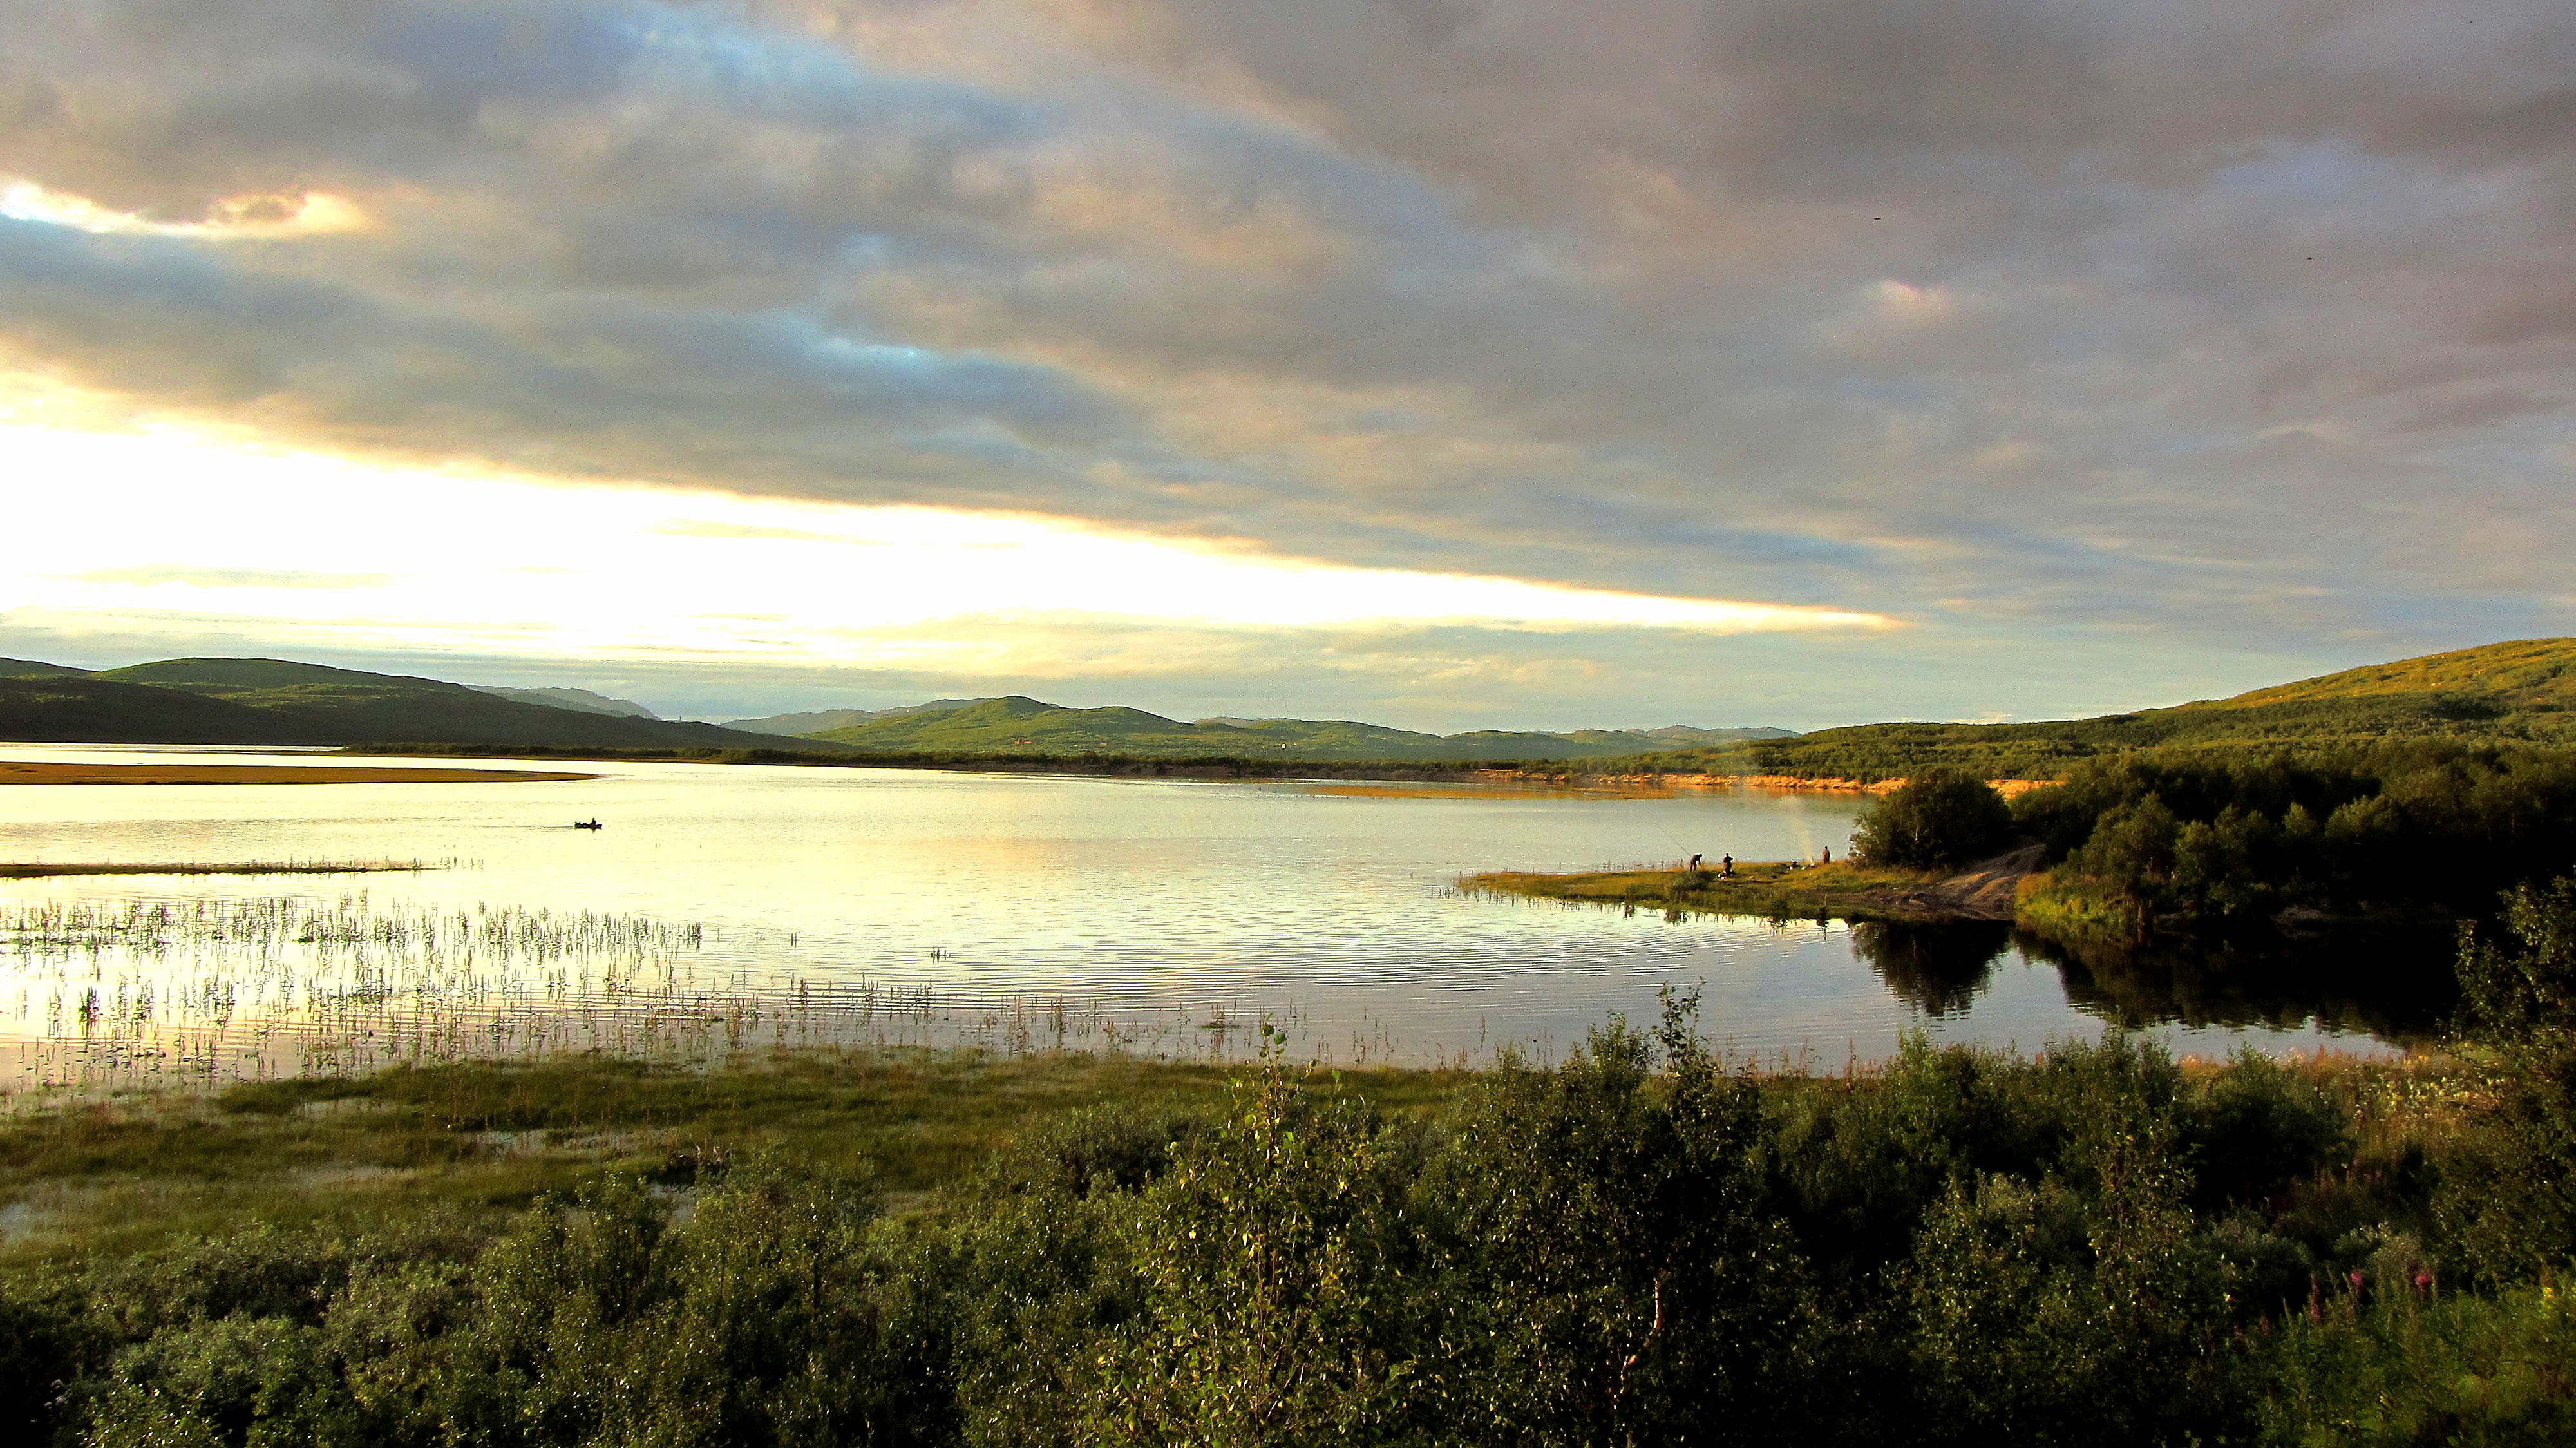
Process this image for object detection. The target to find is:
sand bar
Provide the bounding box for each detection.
[0,761,598,786]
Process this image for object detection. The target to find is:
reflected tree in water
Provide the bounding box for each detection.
[1851,921,2014,1016]
[2015,926,2453,1041]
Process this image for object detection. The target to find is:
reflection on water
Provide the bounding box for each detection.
[1850,921,2015,1018]
[2023,926,2456,1043]
[0,743,2420,1087]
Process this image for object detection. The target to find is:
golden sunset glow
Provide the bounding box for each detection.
[3,421,1895,677]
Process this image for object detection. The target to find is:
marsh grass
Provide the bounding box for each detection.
[0,859,436,879]
[0,1047,1475,1265]
[0,891,1419,1103]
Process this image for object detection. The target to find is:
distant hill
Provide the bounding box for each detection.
[0,657,93,680]
[468,685,658,718]
[1189,718,1792,747]
[796,696,1798,761]
[723,699,998,734]
[0,656,858,752]
[24,638,2554,776]
[2177,636,2576,714]
[0,654,1791,761]
[1611,638,2576,781]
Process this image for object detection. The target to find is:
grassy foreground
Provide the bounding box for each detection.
[5,1025,2573,1446]
[0,1051,1468,1265]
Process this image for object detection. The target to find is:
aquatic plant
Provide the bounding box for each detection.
[0,892,1322,1099]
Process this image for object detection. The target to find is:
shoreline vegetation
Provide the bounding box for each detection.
[1472,745,2576,952]
[0,760,596,786]
[5,1012,2571,1444]
[0,859,433,879]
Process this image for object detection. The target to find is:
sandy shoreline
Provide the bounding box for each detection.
[0,761,598,786]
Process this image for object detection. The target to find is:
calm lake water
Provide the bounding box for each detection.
[0,743,2406,1085]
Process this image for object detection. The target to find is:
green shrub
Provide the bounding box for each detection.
[2259,1281,2576,1443]
[2188,1049,2354,1212]
[1078,1045,1422,1446]
[2443,878,2576,1282]
[1416,1008,1824,1444]
[1852,769,2016,870]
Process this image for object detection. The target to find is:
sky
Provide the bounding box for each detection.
[2,0,2571,730]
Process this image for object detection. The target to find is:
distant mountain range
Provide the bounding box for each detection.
[0,657,851,752]
[761,695,1798,762]
[0,655,1790,761]
[11,638,2558,774]
[723,700,1002,735]
[470,685,659,719]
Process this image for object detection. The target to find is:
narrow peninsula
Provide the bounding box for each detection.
[1466,847,2043,925]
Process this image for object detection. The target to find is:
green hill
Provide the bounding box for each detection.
[0,656,95,680]
[0,656,858,752]
[723,700,999,734]
[1612,638,2576,781]
[2182,636,2576,714]
[799,696,1793,761]
[0,676,293,745]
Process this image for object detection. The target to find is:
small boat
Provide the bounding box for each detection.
[573,819,603,830]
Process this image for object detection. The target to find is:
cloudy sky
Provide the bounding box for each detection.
[3,0,2571,730]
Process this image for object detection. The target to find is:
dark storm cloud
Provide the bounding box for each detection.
[3,0,2574,674]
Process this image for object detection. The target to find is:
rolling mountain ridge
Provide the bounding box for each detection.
[790,696,1797,762]
[471,685,659,718]
[5,639,2562,771]
[0,657,854,752]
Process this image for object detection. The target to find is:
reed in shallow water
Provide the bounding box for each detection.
[0,891,1338,1097]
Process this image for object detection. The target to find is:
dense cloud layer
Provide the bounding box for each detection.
[3,0,2573,709]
